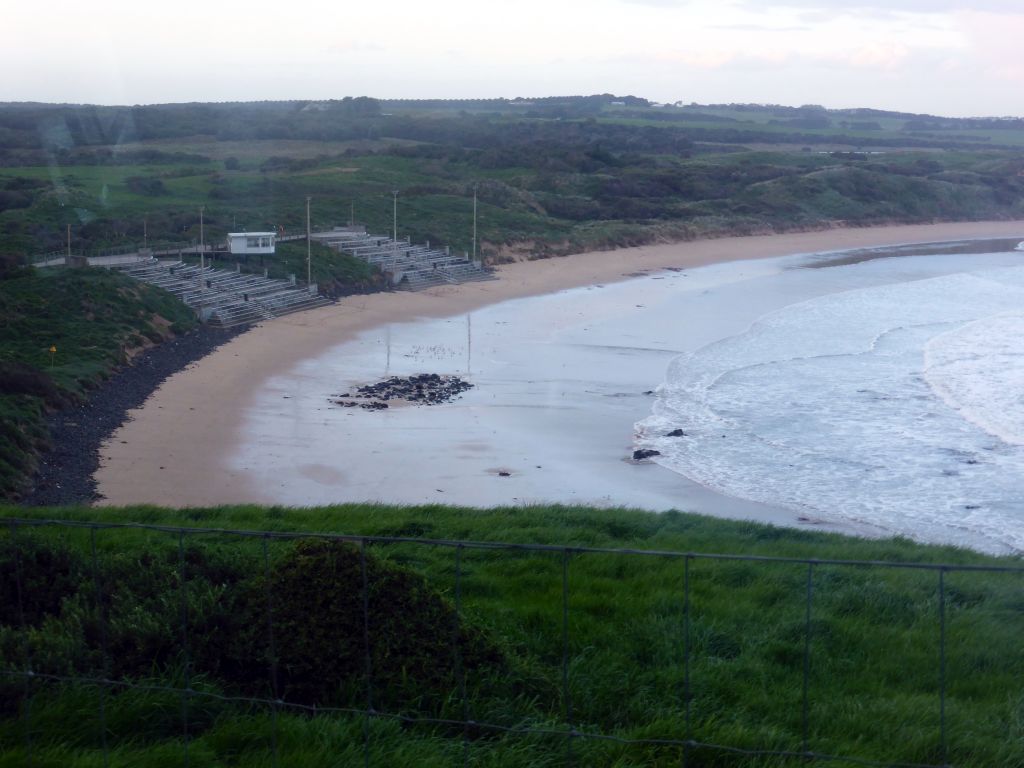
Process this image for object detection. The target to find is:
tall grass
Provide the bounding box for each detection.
[1,504,1022,766]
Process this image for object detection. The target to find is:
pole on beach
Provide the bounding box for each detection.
[472,186,477,262]
[306,196,312,289]
[143,213,148,250]
[466,313,472,375]
[66,223,71,261]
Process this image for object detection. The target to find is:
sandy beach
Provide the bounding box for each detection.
[95,221,1024,522]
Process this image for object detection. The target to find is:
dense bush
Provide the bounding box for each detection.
[0,533,84,627]
[0,537,506,714]
[228,539,505,708]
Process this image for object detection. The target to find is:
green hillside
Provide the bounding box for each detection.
[0,264,197,498]
[2,97,1022,262]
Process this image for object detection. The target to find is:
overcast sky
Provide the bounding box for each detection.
[5,0,1023,116]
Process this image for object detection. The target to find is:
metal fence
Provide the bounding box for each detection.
[2,517,1022,767]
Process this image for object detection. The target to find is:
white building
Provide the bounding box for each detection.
[227,232,276,256]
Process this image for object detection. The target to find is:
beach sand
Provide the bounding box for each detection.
[95,221,1024,521]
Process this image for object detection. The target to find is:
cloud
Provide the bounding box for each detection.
[743,0,1020,11]
[711,23,811,31]
[956,10,1024,85]
[621,0,1023,11]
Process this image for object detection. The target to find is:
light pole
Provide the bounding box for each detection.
[306,195,312,289]
[392,190,398,242]
[472,186,478,262]
[199,205,205,305]
[392,189,398,261]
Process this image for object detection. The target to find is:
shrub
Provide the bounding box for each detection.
[228,539,506,709]
[0,532,85,627]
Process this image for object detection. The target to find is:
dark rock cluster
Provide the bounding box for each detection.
[332,373,473,410]
[632,449,661,461]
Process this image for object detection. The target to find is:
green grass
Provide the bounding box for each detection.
[5,112,1024,262]
[2,503,1022,766]
[0,267,198,498]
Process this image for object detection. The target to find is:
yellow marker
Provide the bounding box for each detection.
[49,345,56,369]
[49,346,57,354]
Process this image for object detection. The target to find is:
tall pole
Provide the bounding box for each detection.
[392,190,398,242]
[306,195,312,289]
[350,200,355,228]
[199,205,205,305]
[472,186,478,261]
[143,213,148,250]
[392,190,398,261]
[66,223,71,261]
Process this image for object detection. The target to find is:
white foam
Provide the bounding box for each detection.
[924,312,1024,446]
[638,264,1024,552]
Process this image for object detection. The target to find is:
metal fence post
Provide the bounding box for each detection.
[89,528,110,768]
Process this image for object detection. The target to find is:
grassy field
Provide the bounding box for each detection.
[1,503,1022,767]
[3,99,1023,262]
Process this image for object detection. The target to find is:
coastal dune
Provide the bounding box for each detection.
[96,221,1024,520]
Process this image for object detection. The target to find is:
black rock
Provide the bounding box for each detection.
[633,449,661,460]
[666,429,686,437]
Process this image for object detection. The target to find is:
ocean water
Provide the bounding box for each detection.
[637,255,1024,553]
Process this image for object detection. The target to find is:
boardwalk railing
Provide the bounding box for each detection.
[2,517,1022,767]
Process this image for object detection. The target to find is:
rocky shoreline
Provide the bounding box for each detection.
[22,325,245,507]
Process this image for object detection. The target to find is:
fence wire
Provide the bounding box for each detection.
[4,517,1024,767]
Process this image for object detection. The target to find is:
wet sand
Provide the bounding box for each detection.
[95,221,1024,520]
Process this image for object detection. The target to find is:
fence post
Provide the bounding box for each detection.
[89,528,110,768]
[939,569,947,767]
[361,539,373,768]
[802,562,815,758]
[262,535,280,768]
[178,531,191,768]
[8,520,34,765]
[453,544,469,767]
[683,554,692,767]
[562,548,574,766]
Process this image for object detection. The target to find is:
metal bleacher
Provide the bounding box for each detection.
[310,227,494,291]
[116,259,329,328]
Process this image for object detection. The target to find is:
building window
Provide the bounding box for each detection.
[247,237,260,248]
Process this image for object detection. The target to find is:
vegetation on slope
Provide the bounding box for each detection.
[2,97,1023,261]
[238,240,385,297]
[1,503,1022,767]
[0,262,197,498]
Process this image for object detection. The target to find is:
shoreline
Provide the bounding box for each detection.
[23,326,242,507]
[94,220,1024,510]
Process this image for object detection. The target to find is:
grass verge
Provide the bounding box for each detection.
[1,503,1021,767]
[0,266,197,498]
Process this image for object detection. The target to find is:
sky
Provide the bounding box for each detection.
[4,0,1023,116]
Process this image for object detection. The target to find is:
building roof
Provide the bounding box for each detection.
[227,232,276,237]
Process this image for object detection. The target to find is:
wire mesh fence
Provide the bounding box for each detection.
[2,517,1023,767]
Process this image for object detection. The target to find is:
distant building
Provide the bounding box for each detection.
[227,232,276,256]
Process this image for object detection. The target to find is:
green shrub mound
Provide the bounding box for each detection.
[231,539,505,708]
[0,535,505,719]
